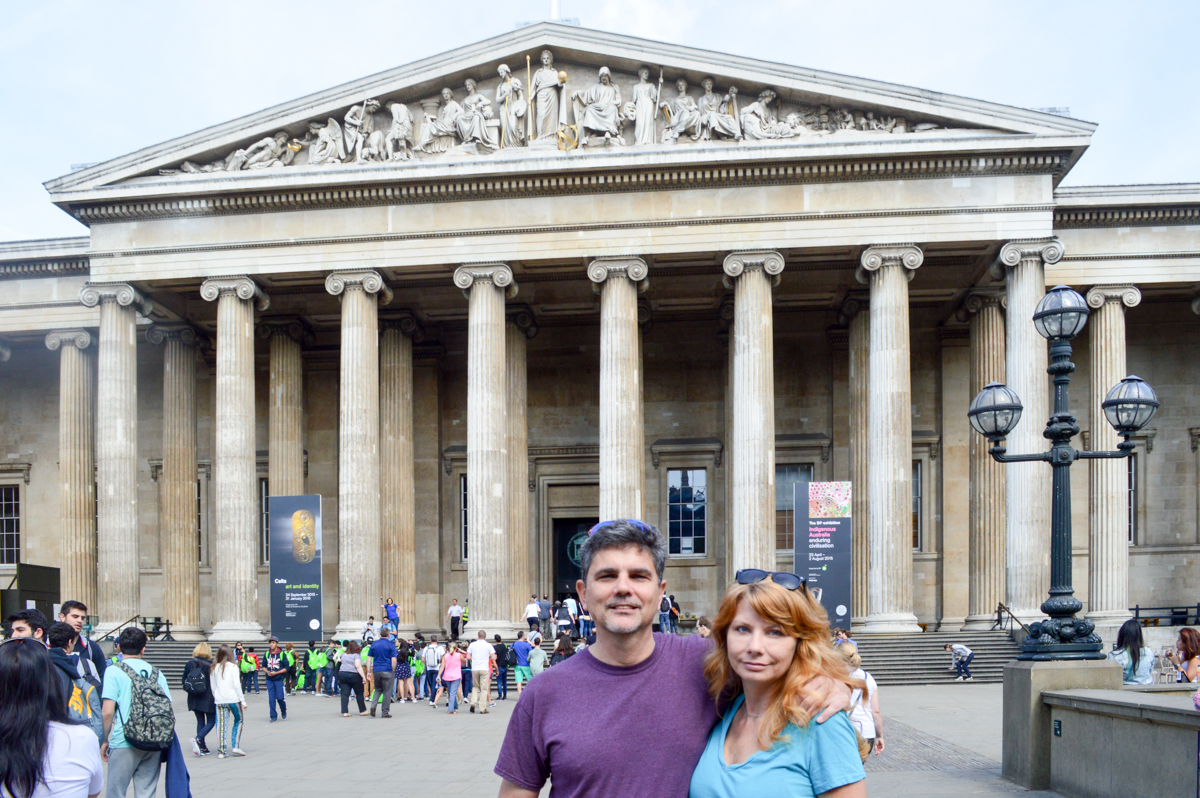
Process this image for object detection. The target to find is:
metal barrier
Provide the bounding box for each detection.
[1131,604,1200,627]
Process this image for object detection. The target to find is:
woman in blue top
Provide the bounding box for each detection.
[690,570,866,798]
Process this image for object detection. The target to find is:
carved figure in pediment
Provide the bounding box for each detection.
[571,67,625,146]
[456,79,498,150]
[345,99,385,163]
[416,88,463,154]
[627,67,658,146]
[858,111,895,132]
[741,89,798,140]
[384,102,416,161]
[496,65,527,148]
[529,50,561,140]
[698,78,741,141]
[226,132,298,171]
[660,78,702,144]
[305,118,345,166]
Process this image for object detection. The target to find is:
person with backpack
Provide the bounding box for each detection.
[0,638,104,798]
[412,644,427,700]
[322,640,341,697]
[510,631,533,696]
[237,644,260,694]
[46,621,104,743]
[303,641,321,695]
[422,638,445,704]
[282,642,299,696]
[393,638,415,703]
[210,644,247,759]
[492,634,509,700]
[181,642,217,757]
[549,632,575,666]
[100,626,173,797]
[658,594,672,633]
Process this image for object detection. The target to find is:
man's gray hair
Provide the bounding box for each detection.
[579,519,667,583]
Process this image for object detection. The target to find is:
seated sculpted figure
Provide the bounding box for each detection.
[416,88,463,154]
[455,79,497,150]
[698,78,741,141]
[660,78,702,144]
[305,118,345,166]
[741,89,797,140]
[571,66,624,146]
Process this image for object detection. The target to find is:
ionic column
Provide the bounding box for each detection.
[1086,285,1141,624]
[722,251,784,571]
[326,271,391,636]
[507,307,536,619]
[78,284,149,631]
[839,297,870,626]
[147,324,206,640]
[961,291,1008,630]
[858,246,923,633]
[454,263,515,631]
[201,277,269,641]
[46,330,96,612]
[995,239,1063,619]
[588,257,648,520]
[380,310,421,632]
[256,318,311,498]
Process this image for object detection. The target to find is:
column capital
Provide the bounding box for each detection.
[723,250,783,290]
[45,329,92,351]
[837,293,870,325]
[325,270,393,305]
[380,310,425,342]
[588,257,648,292]
[1086,284,1141,310]
[955,288,1007,322]
[856,244,923,284]
[717,295,735,331]
[200,276,270,311]
[255,315,315,346]
[78,282,153,316]
[506,305,538,339]
[454,263,518,298]
[146,323,209,349]
[990,238,1064,280]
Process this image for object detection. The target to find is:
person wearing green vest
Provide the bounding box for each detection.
[303,641,321,695]
[237,644,260,694]
[461,601,470,637]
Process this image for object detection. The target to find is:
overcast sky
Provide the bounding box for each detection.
[3,0,1198,242]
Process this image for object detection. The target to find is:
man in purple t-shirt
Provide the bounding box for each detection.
[494,519,849,798]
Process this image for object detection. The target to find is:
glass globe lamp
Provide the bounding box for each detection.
[968,382,1024,440]
[1033,285,1089,340]
[1101,376,1159,434]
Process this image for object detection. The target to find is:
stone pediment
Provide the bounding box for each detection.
[47,23,1094,199]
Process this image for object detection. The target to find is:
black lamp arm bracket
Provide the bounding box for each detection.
[1076,437,1137,460]
[986,440,1053,463]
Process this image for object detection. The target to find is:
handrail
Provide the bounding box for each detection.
[100,614,142,641]
[994,603,1031,638]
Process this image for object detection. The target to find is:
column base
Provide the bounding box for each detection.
[860,612,923,634]
[164,625,207,642]
[208,620,267,643]
[334,620,369,640]
[937,616,967,633]
[962,613,1004,631]
[849,616,868,633]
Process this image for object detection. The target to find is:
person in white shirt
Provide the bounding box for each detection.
[447,600,465,641]
[466,631,496,714]
[837,642,884,756]
[361,617,377,643]
[524,596,542,632]
[209,644,247,758]
[0,638,104,798]
[945,643,974,681]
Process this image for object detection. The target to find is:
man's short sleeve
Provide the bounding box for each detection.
[494,688,549,791]
[101,665,125,703]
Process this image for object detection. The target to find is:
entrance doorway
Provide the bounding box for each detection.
[552,517,597,602]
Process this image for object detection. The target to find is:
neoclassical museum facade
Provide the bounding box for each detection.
[1,25,1197,640]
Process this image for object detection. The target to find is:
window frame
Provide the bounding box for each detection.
[665,466,709,558]
[775,462,816,555]
[460,472,469,562]
[0,482,21,566]
[259,477,270,565]
[912,459,923,551]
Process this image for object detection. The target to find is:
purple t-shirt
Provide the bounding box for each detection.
[495,633,717,798]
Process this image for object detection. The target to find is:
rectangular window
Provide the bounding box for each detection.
[0,485,18,564]
[259,478,270,564]
[460,474,468,561]
[775,464,815,551]
[197,479,203,565]
[1128,453,1138,544]
[912,460,922,550]
[667,468,707,556]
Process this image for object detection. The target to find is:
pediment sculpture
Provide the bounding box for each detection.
[157,49,963,177]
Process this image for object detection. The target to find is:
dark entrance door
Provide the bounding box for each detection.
[552,517,596,601]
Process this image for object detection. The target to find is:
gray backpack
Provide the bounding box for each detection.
[65,657,104,743]
[115,662,175,751]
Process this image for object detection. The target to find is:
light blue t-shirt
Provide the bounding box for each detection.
[688,694,865,798]
[100,658,172,749]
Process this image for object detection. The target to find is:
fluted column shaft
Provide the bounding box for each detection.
[267,330,305,497]
[1087,285,1140,622]
[724,251,784,572]
[327,271,385,635]
[506,319,531,620]
[847,306,870,624]
[202,277,268,640]
[861,246,922,633]
[455,264,513,628]
[47,331,96,611]
[999,240,1061,619]
[151,327,204,638]
[589,258,647,520]
[82,286,144,630]
[965,295,1008,628]
[380,320,416,630]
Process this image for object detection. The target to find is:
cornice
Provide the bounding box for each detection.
[0,259,90,280]
[67,150,1073,226]
[1054,204,1200,229]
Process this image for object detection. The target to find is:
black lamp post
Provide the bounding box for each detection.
[967,285,1159,660]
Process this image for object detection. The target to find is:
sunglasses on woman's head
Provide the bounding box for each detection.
[588,519,655,536]
[735,569,806,592]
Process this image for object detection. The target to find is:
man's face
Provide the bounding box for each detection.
[577,545,664,636]
[10,621,40,640]
[60,607,86,633]
[269,642,278,652]
[725,598,796,687]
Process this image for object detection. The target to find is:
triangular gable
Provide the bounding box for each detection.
[46,23,1094,195]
